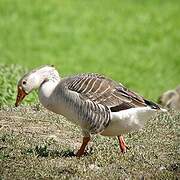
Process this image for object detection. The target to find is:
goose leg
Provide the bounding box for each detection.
[76,136,90,157]
[117,135,128,153]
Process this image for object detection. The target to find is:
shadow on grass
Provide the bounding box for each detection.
[21,145,93,158]
[22,145,76,158]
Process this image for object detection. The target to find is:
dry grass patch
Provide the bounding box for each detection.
[0,105,179,179]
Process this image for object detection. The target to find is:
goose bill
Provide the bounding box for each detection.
[15,87,27,107]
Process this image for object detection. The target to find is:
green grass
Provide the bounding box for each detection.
[0,106,179,179]
[0,0,180,105]
[0,64,38,106]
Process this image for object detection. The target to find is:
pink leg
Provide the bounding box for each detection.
[76,137,90,157]
[117,135,128,153]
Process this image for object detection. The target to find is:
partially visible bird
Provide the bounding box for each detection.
[15,65,166,157]
[158,85,180,111]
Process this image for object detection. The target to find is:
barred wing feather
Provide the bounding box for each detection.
[65,73,151,111]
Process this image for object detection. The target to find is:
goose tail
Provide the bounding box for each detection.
[144,99,167,112]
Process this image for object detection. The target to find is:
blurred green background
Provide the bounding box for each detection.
[0,0,180,106]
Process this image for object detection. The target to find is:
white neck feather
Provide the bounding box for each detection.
[37,68,61,104]
[37,67,60,86]
[38,76,80,123]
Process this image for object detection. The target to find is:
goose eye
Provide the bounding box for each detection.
[22,81,27,85]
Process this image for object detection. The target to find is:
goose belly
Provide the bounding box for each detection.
[101,107,157,136]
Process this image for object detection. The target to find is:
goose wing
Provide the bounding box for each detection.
[64,73,159,111]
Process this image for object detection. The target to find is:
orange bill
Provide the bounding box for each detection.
[15,87,27,107]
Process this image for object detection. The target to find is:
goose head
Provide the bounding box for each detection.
[15,65,60,107]
[158,90,177,107]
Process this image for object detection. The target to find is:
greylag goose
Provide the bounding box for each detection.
[15,65,166,157]
[158,85,180,111]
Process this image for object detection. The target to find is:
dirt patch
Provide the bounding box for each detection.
[0,105,179,179]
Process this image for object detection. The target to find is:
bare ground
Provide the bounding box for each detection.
[0,105,179,179]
